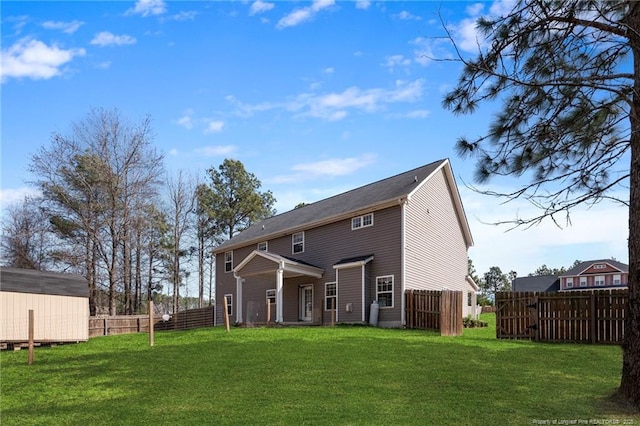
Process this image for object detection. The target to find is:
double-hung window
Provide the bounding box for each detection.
[352,213,374,230]
[224,294,233,316]
[376,275,394,308]
[224,251,233,273]
[613,275,622,285]
[595,276,605,286]
[257,241,268,251]
[579,277,587,287]
[565,278,573,289]
[292,232,304,254]
[325,282,337,311]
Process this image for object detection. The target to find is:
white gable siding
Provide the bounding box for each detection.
[404,168,472,314]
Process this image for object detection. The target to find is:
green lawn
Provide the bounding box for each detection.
[1,314,638,425]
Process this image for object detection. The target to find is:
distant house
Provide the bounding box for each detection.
[512,275,560,292]
[512,259,628,293]
[559,259,628,291]
[0,267,89,343]
[214,159,476,328]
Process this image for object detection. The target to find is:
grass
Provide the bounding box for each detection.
[1,314,638,425]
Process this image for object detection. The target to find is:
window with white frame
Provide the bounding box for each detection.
[224,294,233,316]
[292,232,304,254]
[224,251,233,273]
[613,275,621,285]
[266,289,276,304]
[352,213,374,230]
[257,241,268,251]
[467,292,472,307]
[595,276,605,286]
[566,278,573,289]
[376,275,394,308]
[579,277,587,287]
[594,264,606,269]
[325,282,337,311]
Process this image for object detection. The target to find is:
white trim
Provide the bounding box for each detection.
[361,264,366,322]
[235,275,243,323]
[276,268,284,322]
[335,269,339,322]
[400,200,407,324]
[325,282,337,312]
[234,250,324,278]
[351,212,374,230]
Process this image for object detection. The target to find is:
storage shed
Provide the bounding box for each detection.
[0,267,89,344]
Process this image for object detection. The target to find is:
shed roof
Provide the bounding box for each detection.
[216,159,472,252]
[0,267,89,297]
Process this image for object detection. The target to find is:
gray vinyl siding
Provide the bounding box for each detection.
[336,267,362,323]
[405,168,469,294]
[215,206,403,325]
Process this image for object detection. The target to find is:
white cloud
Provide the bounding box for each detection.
[394,11,421,21]
[176,111,194,129]
[1,38,86,82]
[226,79,425,121]
[204,120,225,134]
[0,187,40,208]
[383,54,411,70]
[250,0,274,16]
[324,67,334,74]
[271,154,376,184]
[193,145,236,157]
[277,0,334,29]
[168,148,178,156]
[42,20,84,34]
[355,1,371,10]
[387,109,430,119]
[91,32,137,47]
[126,0,167,17]
[411,36,453,66]
[172,11,198,21]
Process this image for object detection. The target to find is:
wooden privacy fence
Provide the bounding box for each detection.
[405,290,463,336]
[495,290,628,344]
[89,306,215,338]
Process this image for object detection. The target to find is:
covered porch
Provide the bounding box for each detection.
[233,250,324,324]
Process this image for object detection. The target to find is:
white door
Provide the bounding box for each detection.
[300,285,313,321]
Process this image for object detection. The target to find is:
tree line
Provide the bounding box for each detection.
[0,107,275,316]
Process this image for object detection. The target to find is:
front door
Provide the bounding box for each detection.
[300,285,313,321]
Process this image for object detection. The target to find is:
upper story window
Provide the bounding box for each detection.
[376,275,394,308]
[292,232,304,254]
[566,278,573,289]
[595,275,605,286]
[352,213,374,230]
[579,277,587,287]
[613,275,621,285]
[224,251,233,273]
[257,241,268,251]
[593,264,606,269]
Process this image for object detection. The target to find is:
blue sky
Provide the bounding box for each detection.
[1,0,629,280]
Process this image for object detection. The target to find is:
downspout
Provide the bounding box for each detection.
[233,272,243,324]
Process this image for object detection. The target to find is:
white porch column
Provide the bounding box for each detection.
[276,268,284,323]
[235,274,243,323]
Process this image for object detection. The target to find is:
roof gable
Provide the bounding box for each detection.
[216,159,472,252]
[562,259,628,276]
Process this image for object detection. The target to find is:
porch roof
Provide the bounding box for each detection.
[234,250,324,279]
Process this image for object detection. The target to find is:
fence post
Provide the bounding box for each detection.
[149,300,154,347]
[223,295,230,332]
[28,309,35,366]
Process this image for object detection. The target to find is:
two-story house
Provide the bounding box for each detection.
[214,159,476,328]
[559,259,629,291]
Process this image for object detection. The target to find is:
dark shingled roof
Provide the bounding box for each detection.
[562,259,629,276]
[0,267,89,297]
[334,254,375,266]
[513,275,560,292]
[216,159,447,252]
